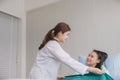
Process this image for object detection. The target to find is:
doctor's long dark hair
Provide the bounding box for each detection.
[38,22,71,50]
[93,50,108,69]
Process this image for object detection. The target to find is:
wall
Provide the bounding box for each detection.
[0,0,26,78]
[27,0,120,76]
[25,0,62,11]
[0,0,24,18]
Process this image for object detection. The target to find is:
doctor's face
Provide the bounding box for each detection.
[57,31,70,43]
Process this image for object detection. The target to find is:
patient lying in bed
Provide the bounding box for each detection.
[75,50,109,74]
[60,50,113,80]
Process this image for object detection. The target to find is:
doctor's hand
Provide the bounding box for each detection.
[87,67,103,74]
[57,75,64,80]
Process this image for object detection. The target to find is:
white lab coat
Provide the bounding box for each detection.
[30,40,88,80]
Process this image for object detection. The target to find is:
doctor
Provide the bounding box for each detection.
[30,22,103,80]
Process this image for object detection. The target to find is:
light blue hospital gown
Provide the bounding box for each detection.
[30,40,88,80]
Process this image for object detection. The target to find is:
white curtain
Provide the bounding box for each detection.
[0,12,18,79]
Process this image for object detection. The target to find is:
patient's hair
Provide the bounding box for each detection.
[93,50,108,69]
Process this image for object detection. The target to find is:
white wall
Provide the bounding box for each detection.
[25,0,63,11]
[0,0,26,78]
[27,0,120,76]
[0,0,25,18]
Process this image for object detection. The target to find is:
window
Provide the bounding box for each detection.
[0,11,19,79]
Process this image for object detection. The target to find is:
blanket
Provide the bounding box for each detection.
[61,73,113,80]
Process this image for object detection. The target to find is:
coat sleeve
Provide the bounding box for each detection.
[46,41,88,75]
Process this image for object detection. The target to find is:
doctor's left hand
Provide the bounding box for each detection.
[87,67,103,74]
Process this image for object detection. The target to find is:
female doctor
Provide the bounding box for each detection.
[30,22,103,80]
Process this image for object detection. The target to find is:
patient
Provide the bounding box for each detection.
[58,50,112,80]
[61,50,114,80]
[79,49,109,74]
[72,49,110,76]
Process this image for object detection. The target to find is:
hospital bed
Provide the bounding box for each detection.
[78,53,120,80]
[59,53,120,80]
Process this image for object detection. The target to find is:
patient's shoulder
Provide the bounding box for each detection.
[101,65,110,75]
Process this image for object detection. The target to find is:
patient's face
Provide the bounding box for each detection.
[86,52,100,67]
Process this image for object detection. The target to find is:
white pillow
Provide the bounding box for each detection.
[104,53,120,80]
[78,55,87,65]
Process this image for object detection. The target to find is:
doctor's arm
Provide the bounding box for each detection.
[47,43,103,75]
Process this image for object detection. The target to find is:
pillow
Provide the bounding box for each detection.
[104,53,120,80]
[78,55,87,65]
